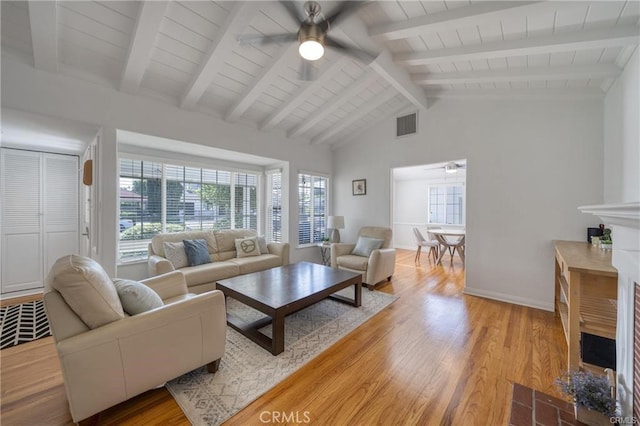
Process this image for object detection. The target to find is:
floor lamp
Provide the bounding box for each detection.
[327,216,344,243]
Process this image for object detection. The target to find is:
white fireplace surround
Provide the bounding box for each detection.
[579,202,640,418]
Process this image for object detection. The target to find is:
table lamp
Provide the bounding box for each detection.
[327,216,344,243]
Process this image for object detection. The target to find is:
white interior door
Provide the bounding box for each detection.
[1,149,79,296]
[80,141,96,258]
[1,149,43,293]
[43,153,79,274]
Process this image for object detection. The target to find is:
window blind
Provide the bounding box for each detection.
[266,170,282,243]
[119,158,259,261]
[298,173,328,246]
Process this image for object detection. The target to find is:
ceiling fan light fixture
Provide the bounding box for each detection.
[299,39,324,61]
[444,162,458,174]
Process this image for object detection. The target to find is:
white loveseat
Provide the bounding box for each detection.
[148,229,289,294]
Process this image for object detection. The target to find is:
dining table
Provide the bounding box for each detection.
[429,228,466,266]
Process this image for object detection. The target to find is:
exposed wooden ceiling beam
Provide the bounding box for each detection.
[411,64,622,85]
[312,86,398,145]
[28,1,58,73]
[287,69,379,138]
[225,44,297,122]
[424,87,605,100]
[394,25,640,66]
[179,3,257,110]
[120,1,169,93]
[260,57,350,131]
[332,22,429,110]
[369,1,542,41]
[369,50,429,112]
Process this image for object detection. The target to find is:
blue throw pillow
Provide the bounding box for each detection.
[183,239,211,266]
[351,236,384,257]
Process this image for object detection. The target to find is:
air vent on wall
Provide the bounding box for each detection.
[396,112,417,137]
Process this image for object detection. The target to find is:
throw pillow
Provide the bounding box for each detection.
[183,239,211,266]
[48,255,125,329]
[235,236,261,258]
[257,236,268,254]
[163,241,188,269]
[113,279,164,316]
[351,236,384,257]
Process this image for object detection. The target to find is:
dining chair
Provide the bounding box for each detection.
[412,228,439,263]
[428,225,458,257]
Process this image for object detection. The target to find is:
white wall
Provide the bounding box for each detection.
[393,179,430,249]
[604,48,640,204]
[1,56,332,277]
[333,98,604,311]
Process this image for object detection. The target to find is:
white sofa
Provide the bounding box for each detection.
[148,229,289,294]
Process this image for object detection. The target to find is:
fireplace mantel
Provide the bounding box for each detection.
[579,201,640,418]
[578,202,640,228]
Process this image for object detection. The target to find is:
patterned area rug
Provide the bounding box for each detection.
[0,300,51,349]
[166,288,398,425]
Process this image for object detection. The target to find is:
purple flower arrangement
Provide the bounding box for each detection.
[555,370,617,418]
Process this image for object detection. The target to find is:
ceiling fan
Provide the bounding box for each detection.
[444,162,466,174]
[237,1,375,80]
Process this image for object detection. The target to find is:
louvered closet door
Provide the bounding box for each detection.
[43,154,78,274]
[1,150,43,293]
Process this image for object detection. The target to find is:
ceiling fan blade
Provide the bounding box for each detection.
[298,59,315,81]
[325,36,376,64]
[280,0,305,24]
[237,33,297,46]
[322,1,366,31]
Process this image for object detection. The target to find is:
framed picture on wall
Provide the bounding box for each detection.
[352,179,366,196]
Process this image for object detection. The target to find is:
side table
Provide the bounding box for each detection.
[317,243,331,266]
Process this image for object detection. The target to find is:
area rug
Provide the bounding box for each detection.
[0,300,51,349]
[166,288,398,425]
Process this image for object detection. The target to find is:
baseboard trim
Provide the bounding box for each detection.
[464,287,554,312]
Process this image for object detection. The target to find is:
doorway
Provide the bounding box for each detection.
[391,160,467,265]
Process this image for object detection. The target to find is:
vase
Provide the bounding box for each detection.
[574,404,611,426]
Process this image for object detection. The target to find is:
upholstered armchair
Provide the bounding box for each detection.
[44,255,226,423]
[331,226,396,290]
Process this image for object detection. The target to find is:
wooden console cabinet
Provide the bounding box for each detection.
[554,241,618,372]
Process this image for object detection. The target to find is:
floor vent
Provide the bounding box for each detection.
[396,112,417,137]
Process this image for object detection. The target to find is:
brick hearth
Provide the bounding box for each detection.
[510,383,588,426]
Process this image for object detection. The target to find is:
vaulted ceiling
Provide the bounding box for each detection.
[2,1,639,147]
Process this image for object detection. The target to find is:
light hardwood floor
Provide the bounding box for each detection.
[0,249,567,425]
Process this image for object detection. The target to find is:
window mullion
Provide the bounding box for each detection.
[310,176,315,244]
[230,172,236,229]
[161,164,167,232]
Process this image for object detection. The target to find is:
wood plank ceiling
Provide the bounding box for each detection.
[2,1,639,147]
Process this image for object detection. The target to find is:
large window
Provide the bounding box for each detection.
[266,170,282,243]
[298,173,328,246]
[119,158,258,261]
[428,184,464,225]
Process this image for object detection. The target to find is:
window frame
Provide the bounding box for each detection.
[265,169,283,243]
[118,156,261,263]
[427,182,465,226]
[297,171,329,248]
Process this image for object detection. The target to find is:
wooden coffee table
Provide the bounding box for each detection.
[216,262,362,355]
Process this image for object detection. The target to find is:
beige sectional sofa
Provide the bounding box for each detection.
[148,229,289,294]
